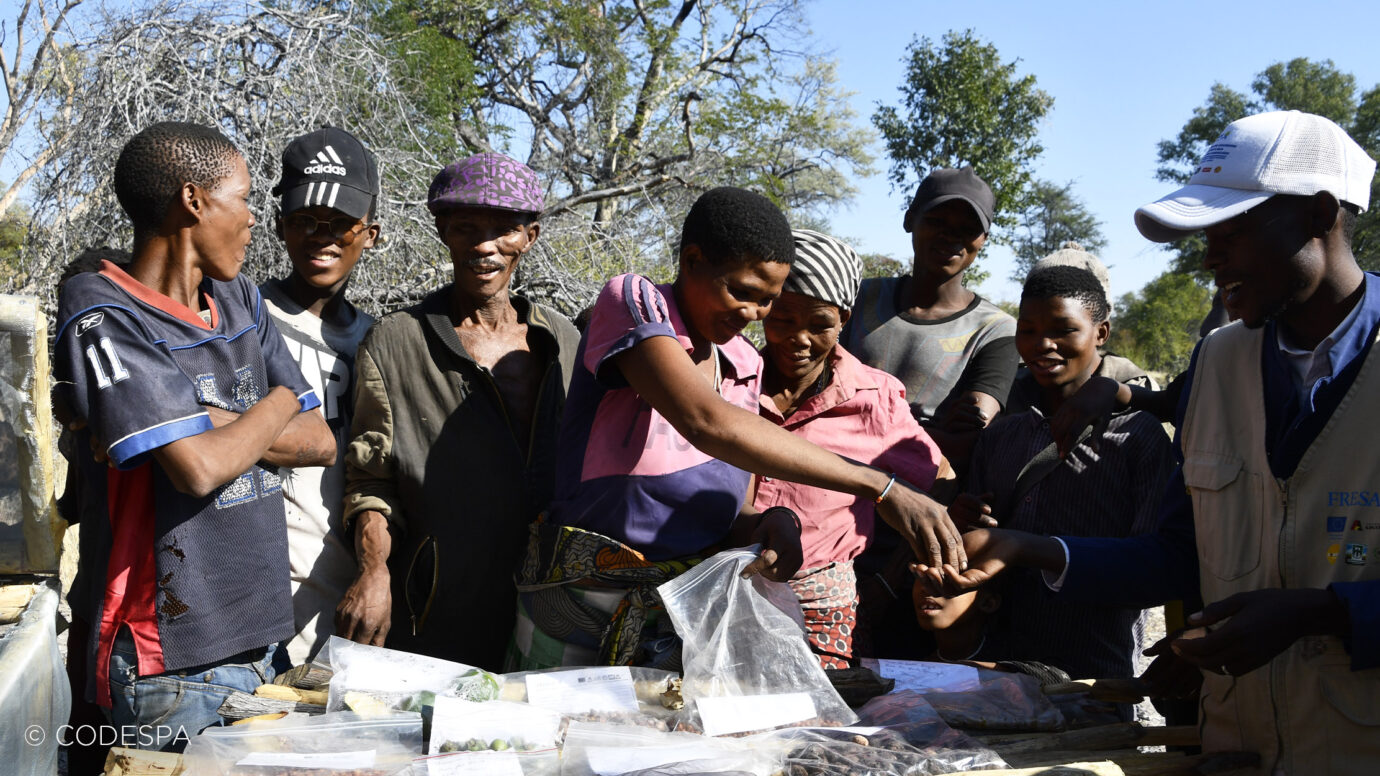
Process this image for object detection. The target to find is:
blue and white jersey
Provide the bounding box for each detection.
[54,260,319,704]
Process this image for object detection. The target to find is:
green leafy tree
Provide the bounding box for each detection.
[872,29,1053,233]
[383,0,873,226]
[1106,271,1211,375]
[857,251,905,280]
[1156,58,1380,274]
[1009,179,1106,282]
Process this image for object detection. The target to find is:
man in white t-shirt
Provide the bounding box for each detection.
[261,127,381,664]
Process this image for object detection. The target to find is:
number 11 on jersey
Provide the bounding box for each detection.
[86,337,131,389]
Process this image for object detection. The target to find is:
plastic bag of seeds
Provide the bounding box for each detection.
[326,637,503,716]
[495,665,681,732]
[759,725,1007,776]
[561,720,787,776]
[183,710,423,776]
[659,549,857,737]
[411,749,557,776]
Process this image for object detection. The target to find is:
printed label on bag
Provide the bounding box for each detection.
[695,692,817,736]
[237,749,376,768]
[524,666,639,713]
[862,658,981,694]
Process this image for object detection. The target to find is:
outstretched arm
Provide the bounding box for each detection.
[614,335,966,570]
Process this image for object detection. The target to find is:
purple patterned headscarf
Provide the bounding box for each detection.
[427,152,544,215]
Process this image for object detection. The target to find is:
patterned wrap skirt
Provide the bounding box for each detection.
[788,559,858,670]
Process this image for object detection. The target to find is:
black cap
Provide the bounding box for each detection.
[903,166,994,234]
[273,127,380,220]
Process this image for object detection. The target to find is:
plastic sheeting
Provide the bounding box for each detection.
[0,294,61,574]
[0,582,71,776]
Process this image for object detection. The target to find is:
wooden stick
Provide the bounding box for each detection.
[979,724,1200,754]
[217,690,325,721]
[946,750,1258,776]
[1043,678,1151,703]
[253,683,328,705]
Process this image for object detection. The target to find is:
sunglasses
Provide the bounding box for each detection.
[284,212,370,242]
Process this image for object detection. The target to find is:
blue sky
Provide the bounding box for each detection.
[809,0,1380,304]
[4,0,1378,305]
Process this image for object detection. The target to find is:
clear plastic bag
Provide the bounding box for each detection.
[755,723,1006,776]
[659,549,857,737]
[496,666,680,732]
[182,710,423,776]
[416,749,557,776]
[429,697,562,755]
[861,673,1064,732]
[560,721,787,776]
[325,636,503,715]
[411,749,558,776]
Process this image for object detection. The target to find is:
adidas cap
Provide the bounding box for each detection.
[1136,111,1376,243]
[274,127,380,221]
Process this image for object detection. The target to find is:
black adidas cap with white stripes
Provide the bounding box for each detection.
[274,126,380,220]
[786,229,863,311]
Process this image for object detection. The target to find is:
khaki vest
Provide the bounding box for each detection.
[1182,321,1380,775]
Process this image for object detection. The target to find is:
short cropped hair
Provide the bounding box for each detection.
[114,122,242,233]
[680,187,794,266]
[1022,264,1110,323]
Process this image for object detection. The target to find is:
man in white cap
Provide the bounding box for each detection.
[923,111,1380,774]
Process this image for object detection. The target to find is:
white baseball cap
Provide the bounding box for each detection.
[1135,110,1376,243]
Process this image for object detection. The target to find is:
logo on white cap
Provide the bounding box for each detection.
[1135,111,1377,242]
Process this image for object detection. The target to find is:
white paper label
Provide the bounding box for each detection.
[419,750,525,776]
[339,652,465,693]
[524,666,639,713]
[586,744,742,775]
[695,692,816,736]
[236,749,376,768]
[863,658,981,694]
[428,697,561,755]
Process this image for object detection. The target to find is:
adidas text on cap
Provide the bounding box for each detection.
[274,127,380,221]
[1135,111,1377,243]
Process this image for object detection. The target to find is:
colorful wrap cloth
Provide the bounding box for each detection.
[788,560,858,670]
[507,520,700,671]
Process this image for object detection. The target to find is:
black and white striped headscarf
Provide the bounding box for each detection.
[786,229,864,310]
